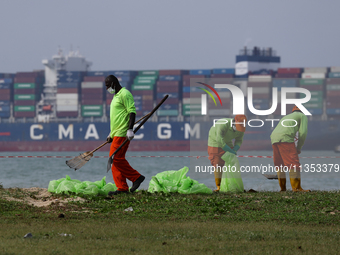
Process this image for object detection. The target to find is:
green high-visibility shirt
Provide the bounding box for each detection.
[109,87,136,138]
[270,111,308,151]
[208,118,244,149]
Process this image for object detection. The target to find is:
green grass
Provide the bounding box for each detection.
[1,190,340,254]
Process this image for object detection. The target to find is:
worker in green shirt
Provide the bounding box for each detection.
[105,75,145,195]
[207,115,247,191]
[270,106,309,192]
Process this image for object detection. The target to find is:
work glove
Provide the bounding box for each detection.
[233,145,240,153]
[106,133,113,143]
[126,129,134,141]
[222,144,236,155]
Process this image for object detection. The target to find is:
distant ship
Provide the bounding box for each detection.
[0,47,339,152]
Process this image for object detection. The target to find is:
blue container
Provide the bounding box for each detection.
[159,75,181,81]
[0,78,13,84]
[308,108,323,115]
[133,95,142,101]
[57,71,83,77]
[159,104,179,110]
[182,86,201,93]
[326,108,340,115]
[57,77,82,83]
[234,74,249,78]
[272,79,297,87]
[135,105,142,111]
[0,84,10,89]
[0,100,10,106]
[86,71,110,77]
[0,111,10,118]
[0,105,10,112]
[57,82,78,88]
[252,99,270,104]
[112,71,136,76]
[189,69,211,75]
[134,99,142,106]
[157,92,178,99]
[212,68,235,74]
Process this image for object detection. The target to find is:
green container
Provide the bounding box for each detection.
[14,106,35,112]
[299,79,324,85]
[138,71,159,76]
[299,91,323,102]
[14,94,35,100]
[183,110,201,116]
[303,102,323,108]
[327,84,340,90]
[81,111,103,117]
[133,79,156,85]
[157,110,178,116]
[81,105,103,111]
[131,84,154,90]
[183,104,201,110]
[14,83,35,89]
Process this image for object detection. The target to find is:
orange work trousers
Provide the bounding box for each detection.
[272,142,301,178]
[109,136,141,191]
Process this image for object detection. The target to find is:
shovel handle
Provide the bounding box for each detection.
[109,95,168,159]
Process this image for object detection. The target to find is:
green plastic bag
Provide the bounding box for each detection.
[220,152,244,193]
[48,175,114,196]
[55,180,76,194]
[148,166,212,194]
[48,180,60,193]
[101,183,117,195]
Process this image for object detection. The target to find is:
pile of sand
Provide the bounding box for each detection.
[1,187,85,207]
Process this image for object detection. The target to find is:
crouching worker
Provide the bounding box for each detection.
[207,115,247,192]
[105,75,145,195]
[270,106,309,192]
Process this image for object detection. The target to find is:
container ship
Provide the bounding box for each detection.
[0,47,339,152]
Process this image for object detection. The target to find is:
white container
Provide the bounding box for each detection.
[81,82,103,88]
[248,75,272,82]
[304,67,327,73]
[302,73,325,79]
[56,93,78,100]
[56,99,78,106]
[56,105,78,111]
[331,67,340,72]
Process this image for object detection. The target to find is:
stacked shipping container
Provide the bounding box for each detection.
[247,75,272,116]
[56,71,84,117]
[0,78,12,118]
[132,71,157,118]
[299,67,326,115]
[157,70,184,116]
[13,71,44,118]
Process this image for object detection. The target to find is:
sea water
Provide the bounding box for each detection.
[0,150,339,191]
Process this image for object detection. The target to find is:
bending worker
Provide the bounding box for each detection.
[208,115,247,191]
[105,75,145,195]
[270,106,309,192]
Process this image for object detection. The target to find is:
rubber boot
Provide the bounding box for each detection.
[214,178,221,192]
[278,178,286,192]
[290,178,310,192]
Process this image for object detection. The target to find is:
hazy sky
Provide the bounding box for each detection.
[1,0,339,73]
